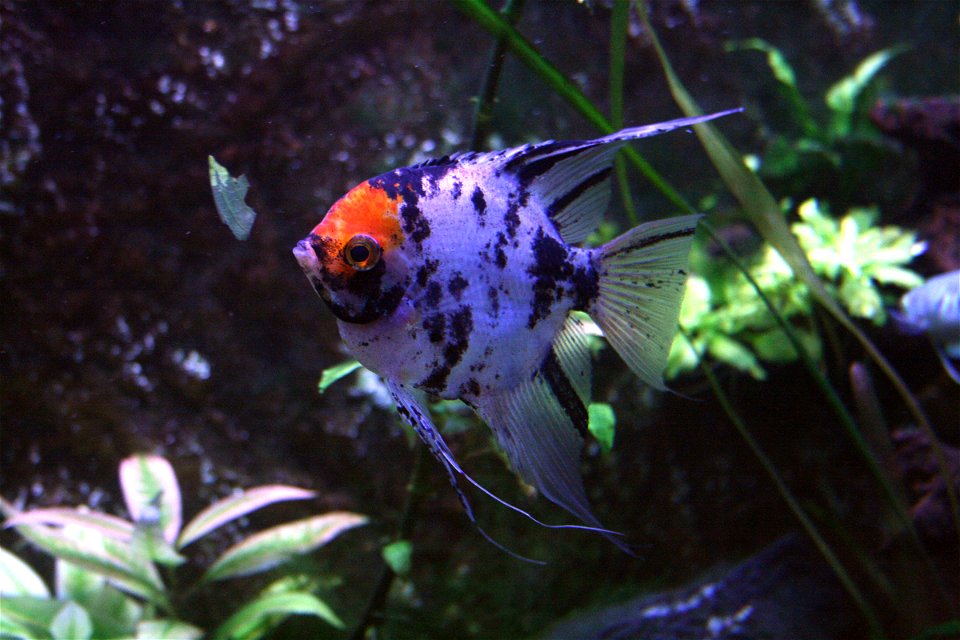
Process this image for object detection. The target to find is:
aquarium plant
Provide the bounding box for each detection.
[0,454,365,640]
[667,198,926,379]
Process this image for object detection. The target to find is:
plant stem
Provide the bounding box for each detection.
[349,443,428,640]
[470,0,525,150]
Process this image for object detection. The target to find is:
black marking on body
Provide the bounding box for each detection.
[471,186,486,223]
[422,313,446,343]
[503,191,526,239]
[546,167,612,220]
[448,272,468,301]
[400,196,431,244]
[451,177,463,200]
[459,378,481,398]
[420,305,474,393]
[416,259,440,288]
[541,350,590,440]
[526,228,599,328]
[487,285,500,316]
[425,281,443,307]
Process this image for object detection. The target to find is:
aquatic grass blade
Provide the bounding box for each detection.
[452,0,692,212]
[682,329,885,637]
[637,0,957,536]
[212,591,345,640]
[609,0,638,224]
[5,508,135,542]
[119,454,182,546]
[178,485,317,550]
[202,512,367,582]
[49,601,92,640]
[136,619,204,640]
[209,155,258,241]
[0,545,50,597]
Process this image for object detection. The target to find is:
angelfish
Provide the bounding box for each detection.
[294,110,739,556]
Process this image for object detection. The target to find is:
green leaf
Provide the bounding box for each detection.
[382,539,413,576]
[203,512,367,582]
[178,485,316,549]
[55,558,142,640]
[49,602,91,640]
[119,455,182,547]
[1,596,64,639]
[212,591,344,640]
[587,403,616,453]
[136,619,204,640]
[317,359,363,394]
[825,46,907,116]
[0,545,50,597]
[209,155,258,241]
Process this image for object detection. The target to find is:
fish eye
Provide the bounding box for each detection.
[342,234,381,271]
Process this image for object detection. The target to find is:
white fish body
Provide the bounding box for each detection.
[294,110,740,554]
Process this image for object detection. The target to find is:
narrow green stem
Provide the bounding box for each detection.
[349,438,428,640]
[471,0,525,150]
[684,328,886,638]
[609,0,638,225]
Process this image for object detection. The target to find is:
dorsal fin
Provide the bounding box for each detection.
[499,109,741,244]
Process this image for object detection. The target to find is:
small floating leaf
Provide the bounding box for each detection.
[209,155,258,241]
[587,403,616,453]
[178,485,316,549]
[317,359,363,394]
[382,539,413,576]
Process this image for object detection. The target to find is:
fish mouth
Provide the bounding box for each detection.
[293,238,317,273]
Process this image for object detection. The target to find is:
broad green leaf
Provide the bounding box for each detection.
[136,619,204,640]
[5,508,134,542]
[212,591,344,640]
[49,601,91,640]
[209,155,258,241]
[382,540,413,576]
[587,403,616,453]
[203,512,366,582]
[0,596,64,639]
[56,558,142,640]
[0,545,49,597]
[317,359,363,394]
[10,522,167,608]
[119,455,182,546]
[178,485,317,549]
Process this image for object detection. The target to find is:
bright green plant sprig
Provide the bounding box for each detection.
[668,198,925,379]
[0,454,366,640]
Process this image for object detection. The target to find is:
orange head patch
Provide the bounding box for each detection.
[310,182,404,277]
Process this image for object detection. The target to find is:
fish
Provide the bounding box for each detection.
[294,109,740,557]
[894,270,960,384]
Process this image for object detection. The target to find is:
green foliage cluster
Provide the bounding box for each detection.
[1,455,365,640]
[730,39,907,205]
[668,198,925,379]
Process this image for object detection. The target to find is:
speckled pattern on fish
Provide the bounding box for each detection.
[294,109,740,556]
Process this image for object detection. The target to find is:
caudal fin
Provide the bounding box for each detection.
[592,215,702,390]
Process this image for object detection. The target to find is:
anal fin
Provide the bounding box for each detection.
[473,361,633,554]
